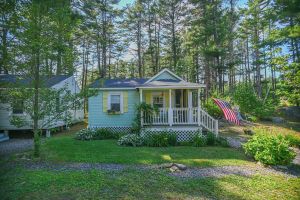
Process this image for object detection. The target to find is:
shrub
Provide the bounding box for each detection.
[145,133,169,147]
[216,136,229,147]
[117,134,143,147]
[206,132,217,145]
[233,83,274,119]
[243,134,296,165]
[167,132,177,146]
[192,134,207,147]
[94,128,117,140]
[203,98,223,118]
[144,132,177,147]
[75,129,95,140]
[285,134,300,148]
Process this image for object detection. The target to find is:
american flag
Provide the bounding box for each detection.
[212,98,240,125]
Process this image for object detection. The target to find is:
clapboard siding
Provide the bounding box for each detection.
[0,76,84,131]
[88,90,139,127]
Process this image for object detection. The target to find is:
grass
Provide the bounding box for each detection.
[1,123,299,199]
[0,167,299,200]
[220,120,300,139]
[41,135,252,167]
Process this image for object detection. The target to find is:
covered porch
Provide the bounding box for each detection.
[138,87,218,135]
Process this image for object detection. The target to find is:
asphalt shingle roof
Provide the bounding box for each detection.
[89,78,148,88]
[0,74,72,88]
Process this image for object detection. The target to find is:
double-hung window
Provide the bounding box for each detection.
[152,92,164,108]
[108,92,123,113]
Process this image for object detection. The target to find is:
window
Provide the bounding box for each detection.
[12,100,24,114]
[110,94,121,112]
[152,92,164,108]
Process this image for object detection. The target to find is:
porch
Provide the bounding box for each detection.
[138,88,218,135]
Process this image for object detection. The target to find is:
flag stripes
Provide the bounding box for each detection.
[212,98,240,125]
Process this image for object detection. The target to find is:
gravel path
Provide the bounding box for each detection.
[169,165,299,178]
[4,159,297,178]
[0,139,33,155]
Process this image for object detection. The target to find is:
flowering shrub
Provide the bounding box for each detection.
[75,128,122,140]
[243,134,296,165]
[75,129,95,140]
[117,134,144,147]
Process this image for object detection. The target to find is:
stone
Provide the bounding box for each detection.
[271,117,285,124]
[170,165,179,172]
[243,129,254,135]
[158,163,174,169]
[174,163,187,170]
[276,165,288,170]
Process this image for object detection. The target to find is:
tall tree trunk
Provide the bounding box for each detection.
[137,9,142,78]
[171,3,177,71]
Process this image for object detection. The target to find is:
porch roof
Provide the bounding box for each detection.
[137,79,205,89]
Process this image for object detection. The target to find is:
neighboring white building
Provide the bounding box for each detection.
[0,75,84,134]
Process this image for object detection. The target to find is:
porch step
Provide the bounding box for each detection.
[0,133,9,142]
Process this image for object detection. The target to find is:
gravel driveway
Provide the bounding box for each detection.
[0,139,33,156]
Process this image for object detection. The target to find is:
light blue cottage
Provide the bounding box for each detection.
[88,69,218,136]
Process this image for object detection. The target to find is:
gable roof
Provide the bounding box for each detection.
[144,68,184,84]
[0,74,72,88]
[89,78,148,88]
[89,69,205,89]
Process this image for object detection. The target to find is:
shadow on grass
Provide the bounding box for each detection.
[41,137,252,168]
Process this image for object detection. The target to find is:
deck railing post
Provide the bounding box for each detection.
[197,88,201,126]
[140,89,143,127]
[168,89,173,126]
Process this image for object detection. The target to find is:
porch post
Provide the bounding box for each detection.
[168,89,173,126]
[187,89,192,123]
[197,88,201,126]
[140,89,143,127]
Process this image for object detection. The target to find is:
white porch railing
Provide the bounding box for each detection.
[143,108,168,125]
[142,107,218,135]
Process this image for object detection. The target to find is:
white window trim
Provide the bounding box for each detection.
[151,92,165,107]
[107,92,123,113]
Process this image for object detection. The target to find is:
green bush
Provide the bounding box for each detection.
[285,134,300,148]
[216,136,229,147]
[144,132,177,147]
[203,98,223,118]
[117,134,143,147]
[94,128,118,140]
[233,83,274,119]
[167,132,177,146]
[243,134,296,165]
[75,129,95,140]
[192,134,207,147]
[206,132,217,145]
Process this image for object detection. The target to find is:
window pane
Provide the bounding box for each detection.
[152,94,164,108]
[110,94,120,112]
[111,95,120,103]
[111,103,120,111]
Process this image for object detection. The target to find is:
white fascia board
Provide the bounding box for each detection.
[89,88,136,90]
[144,68,185,84]
[137,85,205,89]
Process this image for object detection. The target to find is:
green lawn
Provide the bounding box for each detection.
[1,126,299,200]
[42,135,252,167]
[1,167,299,200]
